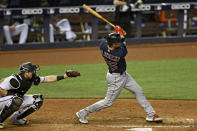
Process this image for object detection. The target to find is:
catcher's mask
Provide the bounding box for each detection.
[19,62,39,74]
[105,33,125,46]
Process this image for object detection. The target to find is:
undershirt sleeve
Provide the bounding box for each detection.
[40,77,45,83]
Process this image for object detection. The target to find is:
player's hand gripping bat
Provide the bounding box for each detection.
[82,4,127,36]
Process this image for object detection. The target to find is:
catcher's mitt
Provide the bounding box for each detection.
[66,70,81,77]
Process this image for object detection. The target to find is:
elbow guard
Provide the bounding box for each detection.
[32,75,41,86]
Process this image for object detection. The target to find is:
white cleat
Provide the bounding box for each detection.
[76,110,88,124]
[146,114,163,123]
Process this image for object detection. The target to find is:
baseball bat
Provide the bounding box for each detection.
[82,4,115,28]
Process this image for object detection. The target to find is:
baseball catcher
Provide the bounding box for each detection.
[76,33,163,124]
[0,62,80,129]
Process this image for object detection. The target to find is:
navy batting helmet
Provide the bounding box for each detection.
[105,33,125,46]
[19,62,39,74]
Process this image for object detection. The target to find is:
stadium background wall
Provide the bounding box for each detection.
[0,2,197,50]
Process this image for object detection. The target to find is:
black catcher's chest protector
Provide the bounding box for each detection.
[9,74,33,96]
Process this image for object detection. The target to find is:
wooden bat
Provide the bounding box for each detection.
[82,4,115,28]
[82,4,126,36]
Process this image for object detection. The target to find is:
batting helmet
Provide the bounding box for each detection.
[105,33,125,46]
[19,62,39,74]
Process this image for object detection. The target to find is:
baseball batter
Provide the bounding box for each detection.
[76,33,163,124]
[0,62,80,129]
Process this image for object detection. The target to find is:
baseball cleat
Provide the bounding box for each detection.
[76,110,88,124]
[0,123,4,129]
[10,116,29,125]
[146,114,163,123]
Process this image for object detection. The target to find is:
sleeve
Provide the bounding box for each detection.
[121,45,128,57]
[0,76,19,90]
[33,76,45,86]
[99,41,107,50]
[40,77,45,83]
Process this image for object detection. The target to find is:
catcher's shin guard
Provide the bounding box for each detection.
[17,94,44,120]
[0,96,23,123]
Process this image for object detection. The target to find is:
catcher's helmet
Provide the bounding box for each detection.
[105,33,125,46]
[19,62,39,74]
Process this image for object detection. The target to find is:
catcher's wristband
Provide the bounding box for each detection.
[57,76,65,81]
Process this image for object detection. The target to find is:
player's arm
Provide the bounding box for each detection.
[0,77,22,96]
[0,1,7,8]
[52,23,59,31]
[9,24,16,31]
[99,40,107,50]
[0,78,6,95]
[0,78,5,83]
[0,88,8,96]
[41,70,80,83]
[0,4,7,8]
[114,0,143,7]
[120,44,128,57]
[113,0,127,6]
[42,74,68,83]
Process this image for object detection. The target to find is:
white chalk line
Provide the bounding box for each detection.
[100,124,195,128]
[30,123,195,128]
[88,117,194,121]
[126,128,152,131]
[88,117,195,124]
[97,118,195,129]
[29,117,195,129]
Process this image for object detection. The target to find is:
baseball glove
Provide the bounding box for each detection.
[66,70,81,77]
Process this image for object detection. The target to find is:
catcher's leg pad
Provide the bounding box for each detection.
[17,94,44,119]
[0,96,23,123]
[32,94,44,109]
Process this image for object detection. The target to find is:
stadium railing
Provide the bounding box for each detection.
[0,2,197,50]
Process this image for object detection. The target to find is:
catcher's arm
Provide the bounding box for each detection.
[0,78,4,83]
[42,75,68,83]
[0,78,7,96]
[0,88,8,96]
[42,70,81,83]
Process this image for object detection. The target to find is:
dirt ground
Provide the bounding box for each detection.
[1,42,197,131]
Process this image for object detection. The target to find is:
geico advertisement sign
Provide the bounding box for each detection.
[171,4,190,10]
[96,6,115,12]
[131,4,151,11]
[22,9,43,15]
[59,8,80,13]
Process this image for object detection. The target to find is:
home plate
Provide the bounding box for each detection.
[127,128,152,131]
